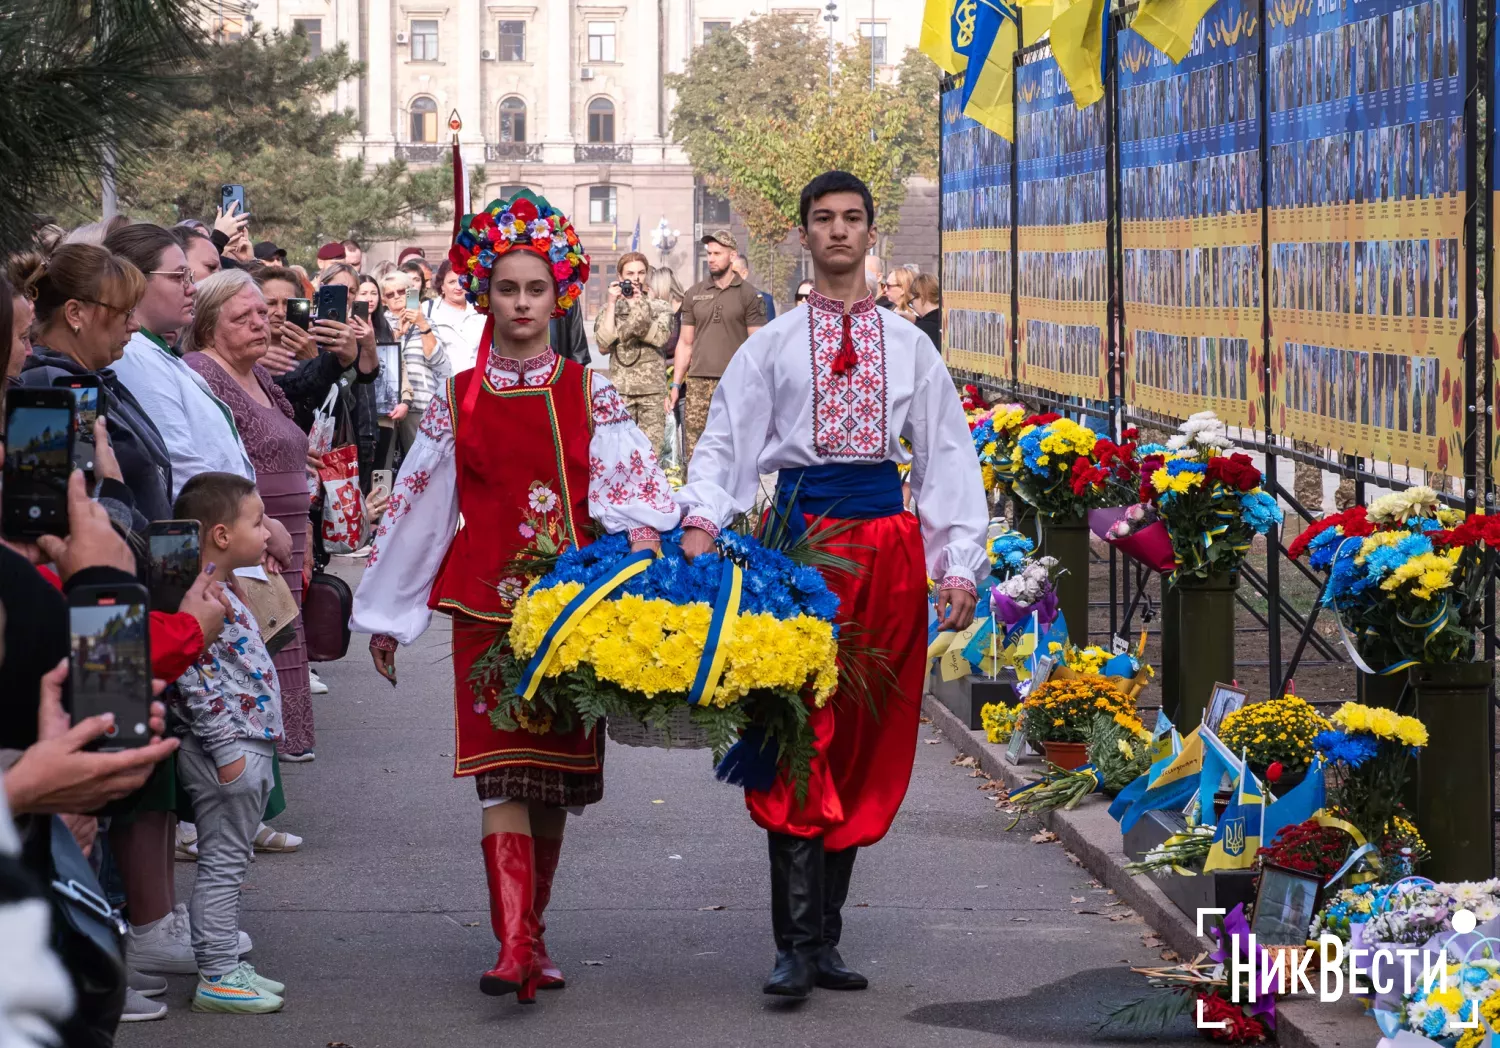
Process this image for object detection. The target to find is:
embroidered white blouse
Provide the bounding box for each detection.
[675,290,989,592]
[350,348,681,646]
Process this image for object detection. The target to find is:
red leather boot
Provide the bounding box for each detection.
[480,832,540,1003]
[532,835,565,989]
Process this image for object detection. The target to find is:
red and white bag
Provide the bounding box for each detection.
[318,444,366,554]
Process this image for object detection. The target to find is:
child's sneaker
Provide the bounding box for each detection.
[192,965,284,1014]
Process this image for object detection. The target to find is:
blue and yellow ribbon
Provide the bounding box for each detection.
[515,549,657,701]
[686,558,743,707]
[1374,598,1450,676]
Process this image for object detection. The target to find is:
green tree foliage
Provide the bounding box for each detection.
[115,28,450,258]
[667,17,937,296]
[0,0,207,253]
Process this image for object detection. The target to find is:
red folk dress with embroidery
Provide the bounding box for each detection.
[675,291,989,848]
[350,348,680,805]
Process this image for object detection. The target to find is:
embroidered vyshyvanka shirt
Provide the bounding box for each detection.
[350,348,681,645]
[675,291,989,592]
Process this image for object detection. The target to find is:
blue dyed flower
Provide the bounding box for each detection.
[1313,729,1381,768]
[1239,491,1283,534]
[1166,458,1206,476]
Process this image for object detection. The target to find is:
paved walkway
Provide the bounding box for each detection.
[121,580,1190,1047]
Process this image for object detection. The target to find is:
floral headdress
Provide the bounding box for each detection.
[449,189,590,317]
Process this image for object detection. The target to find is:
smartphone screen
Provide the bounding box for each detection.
[352,301,370,322]
[221,183,248,217]
[70,585,153,750]
[146,521,201,613]
[2,390,75,540]
[287,298,311,331]
[316,284,348,324]
[405,288,420,312]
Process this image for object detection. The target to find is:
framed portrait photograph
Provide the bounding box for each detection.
[374,341,402,417]
[1252,863,1323,946]
[1205,682,1249,734]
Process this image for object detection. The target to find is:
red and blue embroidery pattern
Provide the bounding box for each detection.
[806,291,887,460]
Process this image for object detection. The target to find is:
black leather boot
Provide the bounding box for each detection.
[816,846,868,990]
[763,832,823,997]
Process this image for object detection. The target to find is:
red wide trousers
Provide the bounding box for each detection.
[746,510,929,851]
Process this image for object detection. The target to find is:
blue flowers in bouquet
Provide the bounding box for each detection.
[988,528,1034,579]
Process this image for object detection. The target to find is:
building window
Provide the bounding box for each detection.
[498,19,525,61]
[589,185,617,225]
[701,190,731,226]
[587,21,616,62]
[860,22,887,65]
[499,184,529,201]
[411,19,439,61]
[292,18,322,57]
[499,96,527,142]
[410,96,438,142]
[587,97,615,143]
[703,20,730,40]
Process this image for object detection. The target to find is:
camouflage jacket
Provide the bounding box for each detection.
[595,295,674,396]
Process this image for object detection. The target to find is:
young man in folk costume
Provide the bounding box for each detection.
[676,171,988,997]
[350,191,679,1002]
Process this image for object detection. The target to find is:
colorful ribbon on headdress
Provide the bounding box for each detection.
[686,558,743,707]
[515,548,657,701]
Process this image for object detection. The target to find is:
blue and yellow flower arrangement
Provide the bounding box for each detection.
[1009,413,1137,518]
[471,528,844,796]
[970,403,1027,497]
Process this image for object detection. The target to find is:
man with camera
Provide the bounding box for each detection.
[594,251,674,453]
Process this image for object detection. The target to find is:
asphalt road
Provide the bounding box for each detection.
[121,574,1191,1048]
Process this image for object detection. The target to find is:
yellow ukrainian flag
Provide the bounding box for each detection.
[962,1,1022,141]
[1131,0,1220,63]
[1050,0,1108,108]
[921,0,969,75]
[1020,3,1054,45]
[1203,765,1264,872]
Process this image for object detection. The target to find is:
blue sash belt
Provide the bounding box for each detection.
[771,462,904,546]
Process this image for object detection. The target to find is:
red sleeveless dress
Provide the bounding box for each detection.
[433,355,604,805]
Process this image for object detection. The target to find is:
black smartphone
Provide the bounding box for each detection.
[351,300,370,322]
[2,387,75,540]
[286,297,311,331]
[220,183,248,218]
[146,520,201,613]
[69,583,153,750]
[315,284,348,324]
[52,374,106,477]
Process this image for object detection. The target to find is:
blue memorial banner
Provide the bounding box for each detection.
[1266,0,1465,471]
[1118,0,1263,428]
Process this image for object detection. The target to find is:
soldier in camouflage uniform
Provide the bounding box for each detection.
[595,252,675,453]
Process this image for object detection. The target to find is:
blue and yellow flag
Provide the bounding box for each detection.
[1119,725,1204,833]
[1131,0,1219,63]
[959,0,1021,140]
[1198,723,1245,818]
[921,0,972,75]
[1108,726,1179,822]
[1203,764,1264,872]
[1261,757,1328,847]
[1050,0,1109,108]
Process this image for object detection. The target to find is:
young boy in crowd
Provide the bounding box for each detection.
[171,472,288,1014]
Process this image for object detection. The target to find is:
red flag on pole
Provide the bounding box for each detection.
[449,110,466,240]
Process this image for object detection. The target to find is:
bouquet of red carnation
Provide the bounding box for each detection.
[1254,818,1352,880]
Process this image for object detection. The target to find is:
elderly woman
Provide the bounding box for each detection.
[11,244,174,524]
[318,262,382,489]
[183,271,317,763]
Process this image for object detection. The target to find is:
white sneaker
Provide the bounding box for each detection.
[308,669,329,695]
[128,967,168,998]
[170,904,253,957]
[120,987,168,1022]
[127,916,196,974]
[176,822,199,862]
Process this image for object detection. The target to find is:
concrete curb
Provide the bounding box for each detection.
[922,694,1373,1048]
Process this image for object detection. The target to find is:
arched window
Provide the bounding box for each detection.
[499,97,527,143]
[410,96,438,143]
[587,97,615,143]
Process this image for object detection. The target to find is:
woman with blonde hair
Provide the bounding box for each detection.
[910,272,942,348]
[183,270,318,764]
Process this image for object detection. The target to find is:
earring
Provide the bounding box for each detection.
[71,324,80,334]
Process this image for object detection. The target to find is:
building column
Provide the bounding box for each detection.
[456,0,484,147]
[367,0,394,153]
[543,0,573,162]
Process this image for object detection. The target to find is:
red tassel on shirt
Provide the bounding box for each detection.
[831,313,859,375]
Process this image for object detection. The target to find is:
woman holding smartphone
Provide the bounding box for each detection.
[380,271,446,460]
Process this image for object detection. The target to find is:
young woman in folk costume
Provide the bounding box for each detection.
[350,191,679,1002]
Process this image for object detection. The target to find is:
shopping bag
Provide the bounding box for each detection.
[308,384,341,497]
[318,444,366,554]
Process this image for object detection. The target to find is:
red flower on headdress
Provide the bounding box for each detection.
[552,260,573,281]
[509,198,540,223]
[473,211,497,232]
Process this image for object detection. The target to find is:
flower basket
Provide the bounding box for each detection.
[605,705,710,749]
[470,528,844,796]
